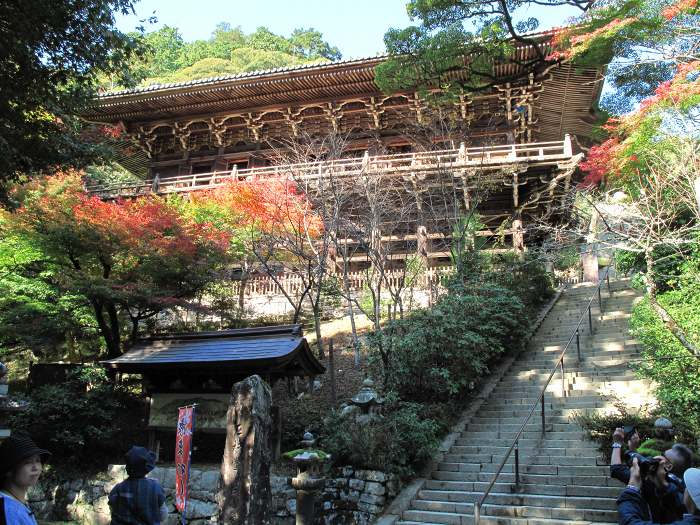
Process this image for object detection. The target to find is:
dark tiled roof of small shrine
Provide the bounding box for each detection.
[101,324,324,376]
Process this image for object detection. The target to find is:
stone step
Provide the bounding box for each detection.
[464,422,586,433]
[396,280,637,525]
[416,490,617,511]
[442,454,599,467]
[431,471,618,488]
[402,502,616,524]
[442,452,599,467]
[455,431,588,442]
[398,516,612,525]
[448,446,596,458]
[436,463,607,478]
[423,480,620,499]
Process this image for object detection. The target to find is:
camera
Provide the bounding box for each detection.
[625,451,661,477]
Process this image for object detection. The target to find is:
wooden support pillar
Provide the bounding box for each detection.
[512,214,525,255]
[416,224,430,263]
[512,172,525,256]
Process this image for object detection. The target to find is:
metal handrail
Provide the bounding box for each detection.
[473,265,612,525]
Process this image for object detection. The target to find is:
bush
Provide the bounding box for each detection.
[573,401,698,461]
[630,291,700,435]
[368,281,528,401]
[321,399,442,478]
[489,253,555,312]
[10,366,145,469]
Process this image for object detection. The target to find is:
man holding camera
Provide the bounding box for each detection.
[611,427,691,523]
[618,458,700,525]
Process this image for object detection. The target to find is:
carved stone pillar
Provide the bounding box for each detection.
[217,375,272,525]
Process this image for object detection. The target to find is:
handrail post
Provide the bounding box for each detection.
[607,271,611,294]
[588,305,593,333]
[576,329,581,362]
[514,441,520,488]
[541,394,545,434]
[474,501,481,525]
[598,286,603,315]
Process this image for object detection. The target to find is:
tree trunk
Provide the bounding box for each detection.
[313,306,324,359]
[217,375,272,524]
[130,317,140,344]
[91,299,120,359]
[237,272,248,310]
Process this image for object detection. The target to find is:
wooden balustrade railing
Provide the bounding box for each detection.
[219,265,578,298]
[86,136,574,199]
[231,266,456,297]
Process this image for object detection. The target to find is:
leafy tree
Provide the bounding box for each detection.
[247,26,293,54]
[1,172,232,358]
[165,57,243,83]
[10,366,145,467]
[375,0,595,94]
[229,47,306,73]
[289,28,342,60]
[209,22,247,60]
[0,0,143,195]
[127,24,342,85]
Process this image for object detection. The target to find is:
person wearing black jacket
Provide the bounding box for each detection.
[618,458,700,525]
[611,427,690,523]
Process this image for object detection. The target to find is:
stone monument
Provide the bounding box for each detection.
[217,374,272,524]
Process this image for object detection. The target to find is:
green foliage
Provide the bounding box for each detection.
[0,0,144,195]
[369,281,528,401]
[488,253,555,312]
[322,400,442,478]
[83,163,142,187]
[10,366,145,467]
[0,224,100,361]
[123,24,341,87]
[573,401,698,459]
[630,285,700,434]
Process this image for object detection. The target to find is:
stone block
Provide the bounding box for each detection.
[161,467,176,489]
[355,469,386,483]
[357,500,383,514]
[195,470,220,493]
[184,499,217,519]
[359,492,385,506]
[341,466,354,477]
[348,478,365,491]
[333,477,348,489]
[363,481,386,496]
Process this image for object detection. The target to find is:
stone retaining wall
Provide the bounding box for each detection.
[30,464,399,524]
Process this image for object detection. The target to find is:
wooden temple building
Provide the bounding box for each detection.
[85,37,603,270]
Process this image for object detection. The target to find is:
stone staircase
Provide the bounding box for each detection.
[397,278,648,525]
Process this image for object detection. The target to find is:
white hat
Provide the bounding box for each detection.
[684,468,700,509]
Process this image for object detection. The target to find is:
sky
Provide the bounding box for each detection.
[115,0,582,59]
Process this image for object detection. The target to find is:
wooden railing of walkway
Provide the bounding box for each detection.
[87,136,574,199]
[231,266,580,297]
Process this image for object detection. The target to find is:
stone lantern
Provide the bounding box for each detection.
[348,378,383,424]
[286,431,329,525]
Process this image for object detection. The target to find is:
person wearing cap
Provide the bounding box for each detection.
[618,458,700,525]
[108,446,168,525]
[611,427,690,523]
[0,433,51,525]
